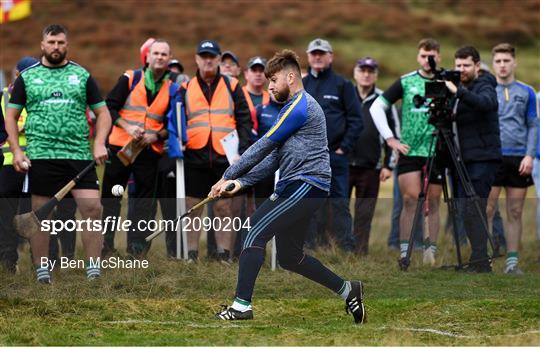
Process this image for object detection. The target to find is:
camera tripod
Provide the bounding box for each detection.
[398,118,500,271]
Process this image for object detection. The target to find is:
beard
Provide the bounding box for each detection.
[273,85,290,103]
[44,50,66,65]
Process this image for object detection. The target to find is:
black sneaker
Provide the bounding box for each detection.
[398,257,410,271]
[38,277,52,285]
[461,262,492,273]
[217,250,232,265]
[215,305,253,320]
[187,250,198,263]
[345,281,366,324]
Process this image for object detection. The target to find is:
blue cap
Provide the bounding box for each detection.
[197,40,221,56]
[356,56,378,69]
[16,56,39,72]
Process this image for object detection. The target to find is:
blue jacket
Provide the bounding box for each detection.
[166,83,187,159]
[535,92,540,159]
[536,116,540,159]
[303,67,363,153]
[255,99,282,140]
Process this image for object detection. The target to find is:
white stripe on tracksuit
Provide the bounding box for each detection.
[243,182,311,248]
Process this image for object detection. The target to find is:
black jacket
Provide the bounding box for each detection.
[455,72,501,163]
[303,67,363,153]
[349,87,394,169]
[0,93,6,143]
[0,92,6,165]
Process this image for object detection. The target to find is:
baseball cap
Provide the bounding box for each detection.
[16,56,39,72]
[247,56,266,69]
[168,59,184,71]
[197,40,221,56]
[306,38,333,53]
[356,57,378,69]
[222,51,239,65]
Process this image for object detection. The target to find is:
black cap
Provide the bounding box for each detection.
[168,59,184,72]
[247,56,267,69]
[222,51,239,65]
[197,40,221,56]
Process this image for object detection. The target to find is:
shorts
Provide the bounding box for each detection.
[185,164,228,198]
[29,159,99,197]
[397,155,443,184]
[493,156,533,188]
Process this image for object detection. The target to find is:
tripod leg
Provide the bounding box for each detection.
[443,177,464,269]
[441,130,495,268]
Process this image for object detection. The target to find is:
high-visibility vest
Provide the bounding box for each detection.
[1,87,27,165]
[242,86,269,133]
[108,70,170,154]
[183,76,237,156]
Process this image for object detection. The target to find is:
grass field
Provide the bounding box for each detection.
[1,186,539,346]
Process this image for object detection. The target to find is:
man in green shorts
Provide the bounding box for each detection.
[5,24,112,283]
[370,38,443,267]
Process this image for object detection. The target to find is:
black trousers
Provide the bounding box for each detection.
[452,160,499,266]
[236,181,344,302]
[101,145,160,256]
[156,156,182,258]
[348,167,381,254]
[0,165,27,271]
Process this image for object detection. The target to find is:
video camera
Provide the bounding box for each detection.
[413,56,461,127]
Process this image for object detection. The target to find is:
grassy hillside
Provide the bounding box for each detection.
[1,0,539,92]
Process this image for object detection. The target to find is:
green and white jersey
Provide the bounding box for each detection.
[8,61,105,160]
[380,70,435,157]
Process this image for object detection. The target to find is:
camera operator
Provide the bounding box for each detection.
[443,46,501,273]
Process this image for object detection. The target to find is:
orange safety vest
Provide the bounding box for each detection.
[242,86,269,133]
[184,76,237,156]
[108,70,170,154]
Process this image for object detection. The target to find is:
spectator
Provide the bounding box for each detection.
[220,51,241,78]
[253,96,282,207]
[101,39,174,258]
[487,43,537,274]
[229,56,271,259]
[349,57,395,255]
[303,38,363,251]
[0,57,37,274]
[534,92,540,242]
[180,40,251,263]
[169,59,190,85]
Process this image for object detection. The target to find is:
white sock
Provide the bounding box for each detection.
[231,297,252,312]
[338,281,352,300]
[400,241,409,258]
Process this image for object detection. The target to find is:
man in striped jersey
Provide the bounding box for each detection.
[210,49,366,324]
[487,43,538,274]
